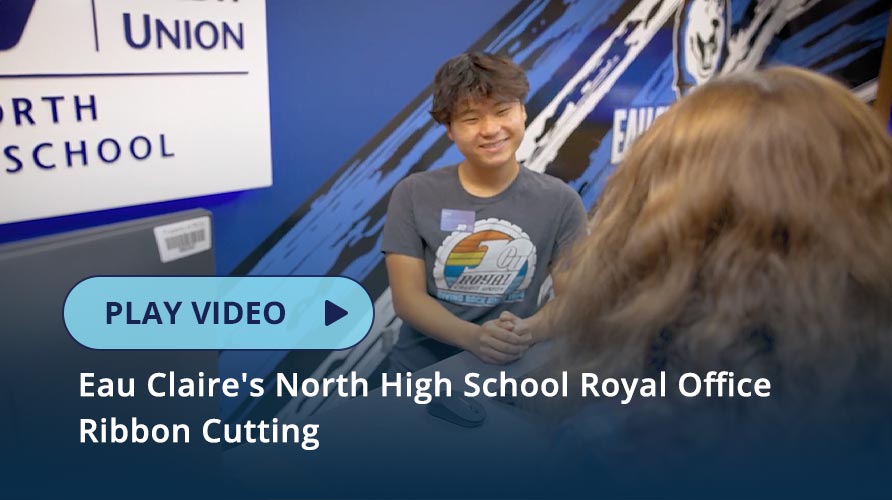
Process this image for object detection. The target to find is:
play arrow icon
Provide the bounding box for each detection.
[324,300,348,326]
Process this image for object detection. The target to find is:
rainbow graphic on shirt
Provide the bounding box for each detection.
[434,218,537,306]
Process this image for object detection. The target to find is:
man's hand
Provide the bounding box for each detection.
[467,316,534,364]
[498,310,535,339]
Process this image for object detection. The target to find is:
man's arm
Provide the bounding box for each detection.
[386,253,532,364]
[507,266,568,343]
[503,189,588,342]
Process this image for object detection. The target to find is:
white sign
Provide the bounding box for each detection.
[0,0,271,224]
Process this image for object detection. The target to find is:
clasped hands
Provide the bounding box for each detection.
[469,311,535,365]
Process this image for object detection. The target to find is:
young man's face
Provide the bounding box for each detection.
[446,98,527,171]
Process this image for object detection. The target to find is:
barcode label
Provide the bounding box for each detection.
[153,216,212,263]
[165,230,205,251]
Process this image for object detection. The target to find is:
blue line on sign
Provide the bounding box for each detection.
[0,71,250,79]
[91,0,99,52]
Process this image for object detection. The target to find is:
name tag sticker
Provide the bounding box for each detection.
[440,209,475,232]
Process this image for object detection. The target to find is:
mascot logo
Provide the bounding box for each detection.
[674,0,729,97]
[0,0,37,51]
[434,218,537,306]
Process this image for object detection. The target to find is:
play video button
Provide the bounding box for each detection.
[324,300,348,326]
[66,276,373,350]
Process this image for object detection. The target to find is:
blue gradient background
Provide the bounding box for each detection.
[2,1,890,497]
[5,380,888,498]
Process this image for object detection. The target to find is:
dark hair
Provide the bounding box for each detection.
[429,52,530,125]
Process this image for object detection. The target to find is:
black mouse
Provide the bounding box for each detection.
[427,394,487,427]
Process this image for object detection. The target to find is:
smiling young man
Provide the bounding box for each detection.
[382,53,587,371]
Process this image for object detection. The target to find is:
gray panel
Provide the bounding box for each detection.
[0,209,221,493]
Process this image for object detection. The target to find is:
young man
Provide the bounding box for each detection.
[382,52,587,371]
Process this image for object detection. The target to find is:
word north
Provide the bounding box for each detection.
[105,301,285,325]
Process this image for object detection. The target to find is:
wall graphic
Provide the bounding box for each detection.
[0,0,271,224]
[221,0,889,423]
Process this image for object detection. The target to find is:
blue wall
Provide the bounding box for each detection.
[0,0,521,274]
[215,0,522,274]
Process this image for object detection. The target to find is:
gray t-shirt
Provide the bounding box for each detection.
[381,164,587,370]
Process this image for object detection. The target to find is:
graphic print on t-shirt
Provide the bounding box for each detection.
[433,218,538,306]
